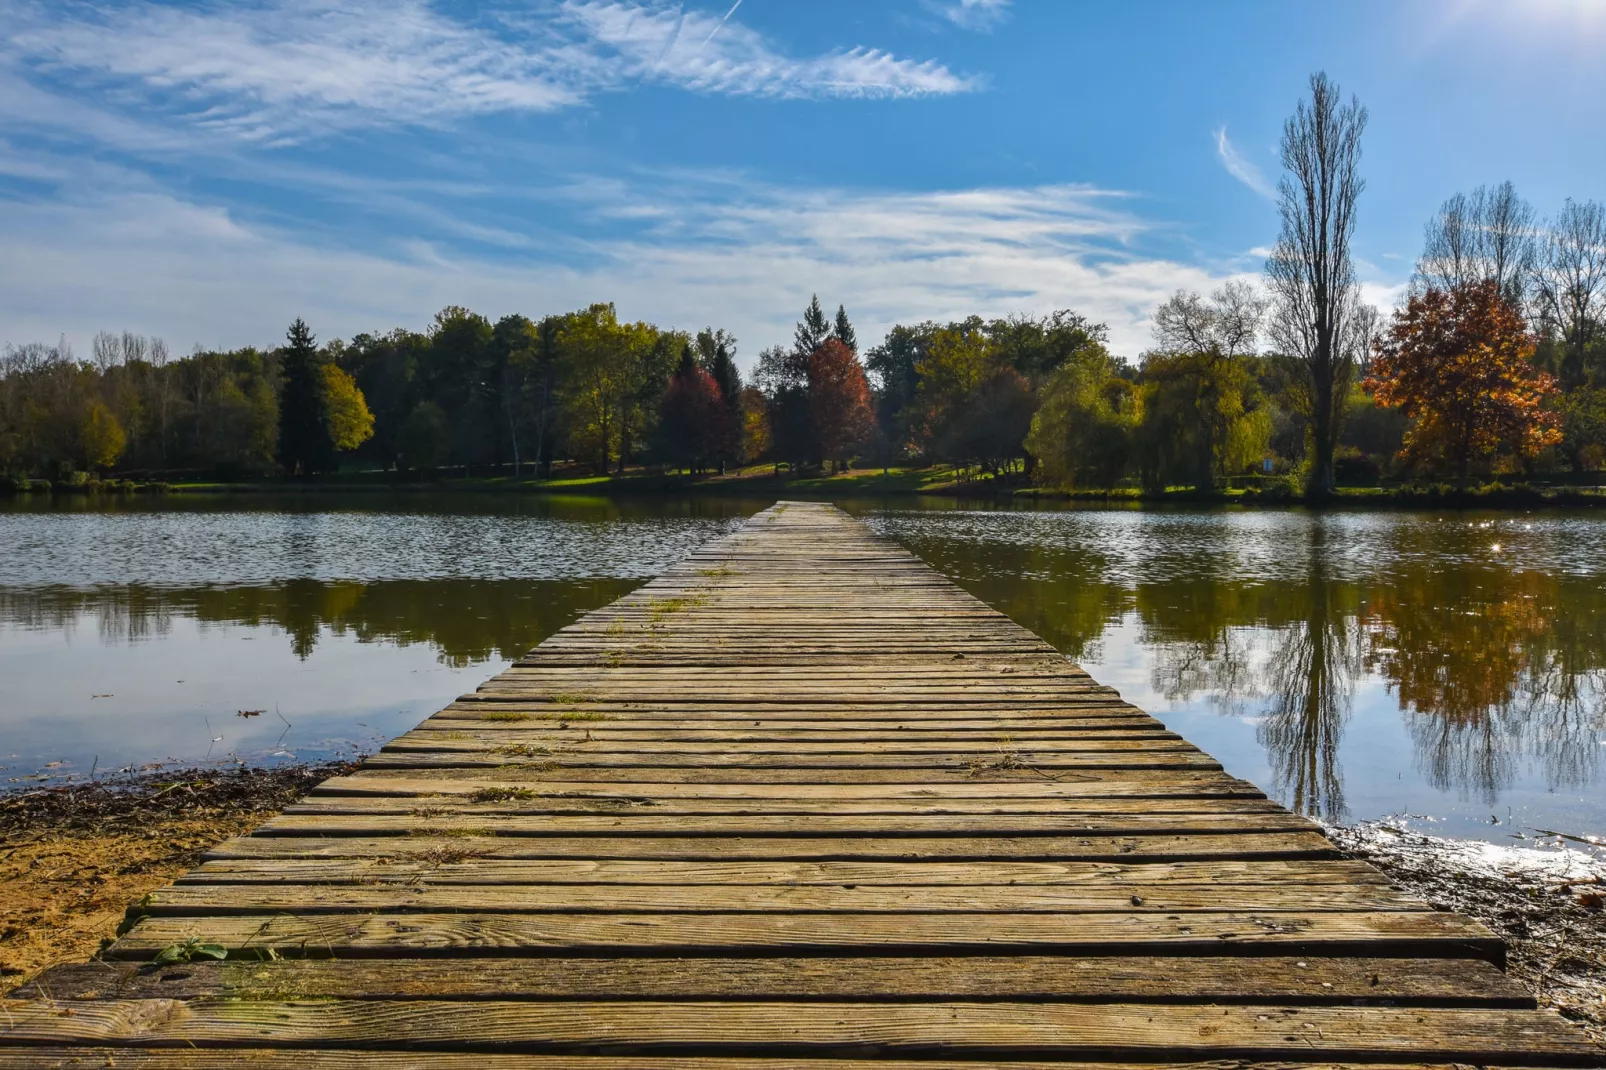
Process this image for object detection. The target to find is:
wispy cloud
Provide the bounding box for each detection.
[1213,125,1275,200]
[926,0,1013,31]
[561,1,975,99]
[0,162,1229,362]
[1,0,976,144]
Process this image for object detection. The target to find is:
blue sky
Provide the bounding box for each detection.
[3,0,1604,366]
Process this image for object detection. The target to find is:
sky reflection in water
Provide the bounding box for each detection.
[2,495,1604,845]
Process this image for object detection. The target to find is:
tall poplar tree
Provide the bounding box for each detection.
[276,318,335,475]
[1265,72,1368,497]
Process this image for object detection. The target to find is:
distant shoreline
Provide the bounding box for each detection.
[9,465,1606,509]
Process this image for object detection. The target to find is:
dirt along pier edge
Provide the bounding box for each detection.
[0,500,1599,1066]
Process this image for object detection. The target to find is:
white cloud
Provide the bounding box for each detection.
[0,168,1234,363]
[1214,125,1276,201]
[927,0,1013,31]
[1,0,975,143]
[560,1,975,98]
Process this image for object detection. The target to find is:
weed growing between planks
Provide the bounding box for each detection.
[469,787,539,803]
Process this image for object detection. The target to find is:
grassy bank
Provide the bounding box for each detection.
[12,462,1606,508]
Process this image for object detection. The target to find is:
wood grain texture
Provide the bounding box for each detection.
[19,956,1526,1004]
[1,501,1593,1065]
[0,999,1598,1063]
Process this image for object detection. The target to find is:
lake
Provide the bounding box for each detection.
[2,494,1603,848]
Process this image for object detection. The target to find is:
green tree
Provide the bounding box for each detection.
[1026,346,1138,489]
[1558,387,1606,472]
[1150,282,1267,488]
[794,294,830,367]
[865,322,934,457]
[986,310,1108,384]
[1138,352,1269,492]
[492,314,545,477]
[554,304,667,474]
[913,316,997,463]
[832,304,857,353]
[340,329,430,471]
[399,401,449,473]
[277,318,335,476]
[425,307,496,470]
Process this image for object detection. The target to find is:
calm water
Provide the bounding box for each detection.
[0,495,763,779]
[2,495,1603,847]
[848,502,1606,844]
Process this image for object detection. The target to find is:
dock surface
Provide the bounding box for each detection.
[2,501,1598,1067]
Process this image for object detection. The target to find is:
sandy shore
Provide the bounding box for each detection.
[0,764,349,987]
[1330,821,1605,1047]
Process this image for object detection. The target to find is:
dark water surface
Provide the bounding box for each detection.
[2,494,1603,846]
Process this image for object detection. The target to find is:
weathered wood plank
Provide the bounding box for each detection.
[174,858,1394,886]
[19,955,1526,1005]
[135,882,1427,916]
[283,796,1287,817]
[0,1055,1572,1070]
[251,812,1317,838]
[108,910,1502,961]
[1,1000,1594,1062]
[203,831,1344,861]
[317,774,1261,797]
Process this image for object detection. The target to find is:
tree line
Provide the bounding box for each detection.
[4,73,1603,492]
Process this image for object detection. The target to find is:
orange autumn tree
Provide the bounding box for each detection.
[1365,280,1560,478]
[808,337,874,471]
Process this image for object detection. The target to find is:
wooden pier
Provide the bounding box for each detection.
[2,501,1598,1067]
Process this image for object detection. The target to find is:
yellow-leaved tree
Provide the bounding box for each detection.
[320,365,375,451]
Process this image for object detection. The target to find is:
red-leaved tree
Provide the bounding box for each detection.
[807,338,874,470]
[658,351,725,473]
[1365,280,1560,478]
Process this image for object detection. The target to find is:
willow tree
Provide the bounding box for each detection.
[1264,72,1369,497]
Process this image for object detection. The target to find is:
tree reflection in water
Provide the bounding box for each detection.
[1258,521,1359,823]
[0,578,638,665]
[871,508,1606,822]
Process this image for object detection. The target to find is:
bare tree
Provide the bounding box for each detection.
[1531,198,1606,388]
[1417,181,1537,308]
[1152,280,1267,360]
[1264,71,1368,497]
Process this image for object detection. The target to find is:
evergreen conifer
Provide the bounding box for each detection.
[276,318,336,475]
[833,304,858,352]
[793,295,830,367]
